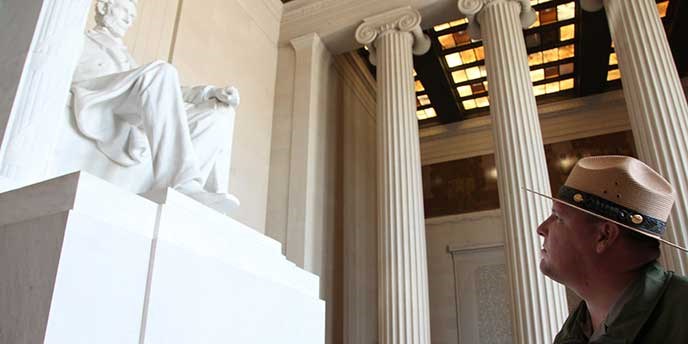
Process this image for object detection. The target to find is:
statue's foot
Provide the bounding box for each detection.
[184,191,240,214]
[142,185,240,215]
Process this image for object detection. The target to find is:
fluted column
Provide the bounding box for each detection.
[355,7,431,344]
[458,0,568,343]
[581,0,688,274]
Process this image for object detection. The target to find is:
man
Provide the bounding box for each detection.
[528,155,688,343]
[71,0,239,212]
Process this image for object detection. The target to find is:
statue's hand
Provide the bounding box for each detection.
[212,86,240,108]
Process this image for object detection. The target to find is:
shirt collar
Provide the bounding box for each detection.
[587,275,638,341]
[556,262,672,343]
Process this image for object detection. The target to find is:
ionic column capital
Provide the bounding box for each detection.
[457,0,536,39]
[355,7,431,65]
[580,0,604,12]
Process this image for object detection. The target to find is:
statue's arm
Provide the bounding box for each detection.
[181,85,215,104]
[182,85,240,108]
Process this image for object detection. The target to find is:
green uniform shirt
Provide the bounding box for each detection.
[554,263,688,344]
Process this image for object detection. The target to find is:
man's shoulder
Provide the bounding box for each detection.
[663,271,688,298]
[644,269,688,322]
[668,270,688,283]
[631,270,688,343]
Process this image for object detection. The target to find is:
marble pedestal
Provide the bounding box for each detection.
[0,172,325,344]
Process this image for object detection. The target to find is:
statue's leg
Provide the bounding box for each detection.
[185,102,234,193]
[130,63,203,191]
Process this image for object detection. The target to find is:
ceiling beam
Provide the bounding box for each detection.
[413,38,463,124]
[576,7,612,96]
[280,0,464,53]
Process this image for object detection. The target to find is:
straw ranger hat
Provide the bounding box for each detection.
[526,155,687,252]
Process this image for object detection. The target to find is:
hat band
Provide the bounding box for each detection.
[558,186,667,236]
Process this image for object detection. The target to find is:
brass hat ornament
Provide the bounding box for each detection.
[526,155,687,252]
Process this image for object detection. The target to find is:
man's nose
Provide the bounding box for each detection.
[537,217,550,237]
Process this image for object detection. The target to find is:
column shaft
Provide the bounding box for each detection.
[603,0,688,273]
[356,7,432,343]
[376,29,430,344]
[474,0,568,342]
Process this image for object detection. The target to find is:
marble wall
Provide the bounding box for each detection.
[266,45,295,247]
[336,53,378,344]
[302,42,341,344]
[266,48,378,344]
[267,36,342,344]
[171,0,282,231]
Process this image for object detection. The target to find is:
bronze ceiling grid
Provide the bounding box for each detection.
[356,0,685,126]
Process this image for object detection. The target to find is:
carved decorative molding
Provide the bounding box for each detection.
[355,7,422,44]
[282,0,341,25]
[457,0,536,39]
[263,0,284,21]
[280,0,466,54]
[354,7,431,65]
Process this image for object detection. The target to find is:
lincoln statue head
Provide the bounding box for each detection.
[95,0,138,38]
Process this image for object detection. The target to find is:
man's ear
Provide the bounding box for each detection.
[96,1,109,16]
[595,221,621,254]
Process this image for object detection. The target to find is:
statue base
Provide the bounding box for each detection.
[0,172,325,343]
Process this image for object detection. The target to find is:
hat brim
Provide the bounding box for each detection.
[524,187,688,253]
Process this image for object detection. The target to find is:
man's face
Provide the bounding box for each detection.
[536,202,596,285]
[103,0,137,38]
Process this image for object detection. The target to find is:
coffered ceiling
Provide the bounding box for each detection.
[357,0,687,126]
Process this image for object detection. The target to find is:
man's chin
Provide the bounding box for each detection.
[539,259,552,277]
[539,260,565,284]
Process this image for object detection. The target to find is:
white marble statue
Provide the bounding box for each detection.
[70,0,240,212]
